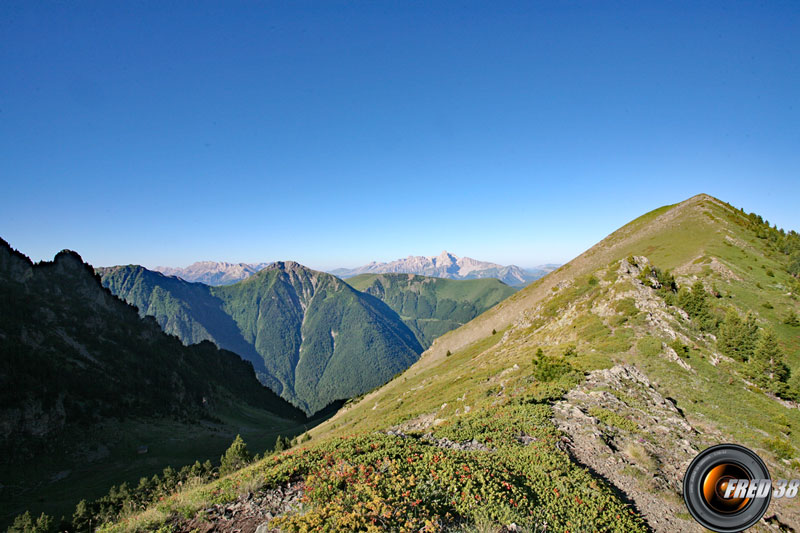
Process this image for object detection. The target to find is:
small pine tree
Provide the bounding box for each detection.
[274,435,291,452]
[785,309,799,327]
[749,328,790,395]
[9,511,53,533]
[718,308,743,359]
[678,281,717,331]
[787,372,800,402]
[718,309,758,361]
[189,460,204,478]
[72,499,92,532]
[531,348,572,382]
[219,434,252,476]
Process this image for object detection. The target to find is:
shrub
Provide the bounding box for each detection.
[764,437,794,460]
[668,339,690,358]
[531,348,574,382]
[588,407,638,432]
[637,336,662,357]
[614,298,639,317]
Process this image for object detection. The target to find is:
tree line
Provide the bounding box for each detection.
[8,433,297,533]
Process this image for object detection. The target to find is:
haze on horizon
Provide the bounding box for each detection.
[2,2,799,272]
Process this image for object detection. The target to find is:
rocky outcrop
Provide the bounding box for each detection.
[176,480,304,533]
[553,364,702,532]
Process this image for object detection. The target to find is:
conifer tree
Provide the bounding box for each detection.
[8,511,53,533]
[220,434,252,475]
[677,282,717,331]
[749,328,789,395]
[72,499,91,532]
[718,308,744,359]
[740,313,760,360]
[274,435,291,452]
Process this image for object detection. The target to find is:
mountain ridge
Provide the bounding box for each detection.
[0,238,312,525]
[99,261,425,414]
[153,261,272,285]
[345,272,516,348]
[331,251,556,286]
[301,192,800,529]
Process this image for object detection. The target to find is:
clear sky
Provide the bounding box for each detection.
[2,1,798,271]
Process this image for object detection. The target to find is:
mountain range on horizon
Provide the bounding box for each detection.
[331,251,558,286]
[154,261,272,285]
[148,253,559,287]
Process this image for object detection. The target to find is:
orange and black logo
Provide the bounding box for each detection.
[683,444,773,532]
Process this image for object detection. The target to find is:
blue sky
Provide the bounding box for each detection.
[2,1,798,271]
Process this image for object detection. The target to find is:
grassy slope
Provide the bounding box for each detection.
[103,195,800,532]
[318,195,800,461]
[2,408,318,527]
[345,273,516,347]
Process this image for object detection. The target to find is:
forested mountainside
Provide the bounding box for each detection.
[0,240,311,527]
[99,262,424,415]
[345,273,516,347]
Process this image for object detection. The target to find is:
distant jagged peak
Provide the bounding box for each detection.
[435,250,458,264]
[152,260,272,285]
[332,252,553,286]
